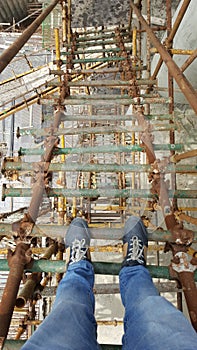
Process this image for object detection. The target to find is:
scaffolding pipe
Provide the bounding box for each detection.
[2,161,197,174]
[17,124,176,137]
[40,96,170,106]
[0,259,197,281]
[0,243,31,348]
[2,187,197,200]
[130,1,197,114]
[0,110,62,347]
[170,149,197,163]
[181,48,197,73]
[151,0,191,80]
[0,223,196,242]
[0,0,60,74]
[49,79,157,87]
[18,143,184,155]
[59,113,182,121]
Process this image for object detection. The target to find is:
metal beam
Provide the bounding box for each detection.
[2,187,197,200]
[2,161,197,174]
[18,143,184,155]
[0,223,196,242]
[0,0,60,74]
[130,1,197,114]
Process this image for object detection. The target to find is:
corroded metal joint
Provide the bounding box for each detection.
[172,251,196,273]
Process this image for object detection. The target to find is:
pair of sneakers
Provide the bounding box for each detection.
[65,216,148,267]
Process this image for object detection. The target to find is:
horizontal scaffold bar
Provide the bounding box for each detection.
[2,188,197,200]
[62,47,123,55]
[0,223,196,242]
[62,56,128,64]
[50,79,157,87]
[18,143,184,156]
[59,114,178,121]
[63,38,131,48]
[74,31,129,41]
[50,67,146,77]
[3,340,122,350]
[18,124,176,137]
[3,161,196,174]
[40,97,170,106]
[67,66,147,74]
[1,259,196,280]
[75,26,129,35]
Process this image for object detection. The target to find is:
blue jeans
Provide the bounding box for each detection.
[21,261,197,350]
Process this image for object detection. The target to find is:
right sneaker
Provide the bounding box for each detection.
[122,216,148,267]
[64,218,91,265]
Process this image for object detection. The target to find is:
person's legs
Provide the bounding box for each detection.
[120,216,197,350]
[22,218,100,350]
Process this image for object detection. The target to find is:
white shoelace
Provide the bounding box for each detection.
[70,238,88,264]
[126,236,145,264]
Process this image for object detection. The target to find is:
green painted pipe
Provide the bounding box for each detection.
[59,114,180,122]
[3,161,197,174]
[62,47,122,55]
[0,223,196,242]
[18,143,184,156]
[63,38,131,48]
[3,340,121,349]
[62,56,128,64]
[0,259,196,280]
[2,188,197,200]
[18,123,175,137]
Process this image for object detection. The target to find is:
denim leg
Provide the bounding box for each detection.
[119,265,197,350]
[21,260,100,350]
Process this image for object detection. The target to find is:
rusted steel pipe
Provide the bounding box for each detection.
[48,79,157,87]
[169,248,197,331]
[0,243,31,349]
[177,271,197,330]
[0,0,60,74]
[170,149,197,163]
[16,244,57,308]
[167,0,191,43]
[175,212,197,226]
[133,106,194,245]
[151,0,191,80]
[1,109,62,346]
[50,66,146,75]
[41,243,58,260]
[130,1,197,114]
[181,49,197,73]
[12,110,62,235]
[16,273,42,308]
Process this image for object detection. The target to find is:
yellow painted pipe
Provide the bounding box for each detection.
[150,48,195,55]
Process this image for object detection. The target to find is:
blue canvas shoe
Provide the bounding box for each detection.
[122,216,148,267]
[64,218,91,265]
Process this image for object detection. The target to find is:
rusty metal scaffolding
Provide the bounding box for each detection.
[0,0,197,349]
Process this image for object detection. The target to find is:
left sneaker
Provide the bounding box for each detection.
[122,216,148,267]
[64,218,91,265]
